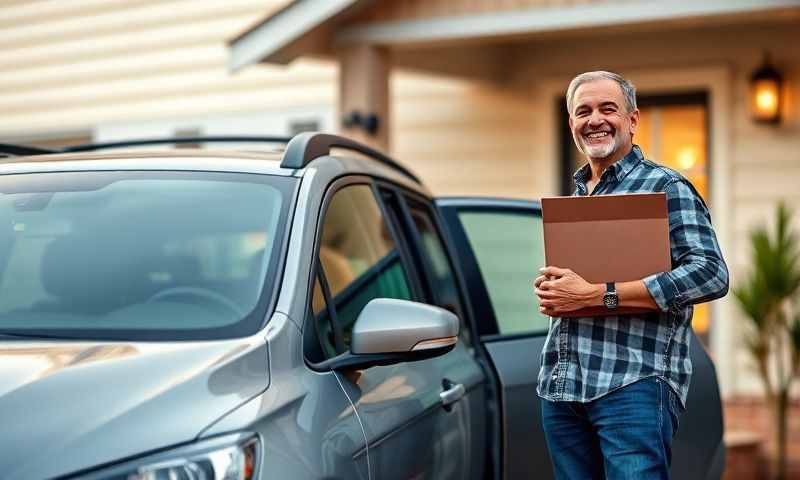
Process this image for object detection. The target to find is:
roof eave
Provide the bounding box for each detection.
[228,0,366,72]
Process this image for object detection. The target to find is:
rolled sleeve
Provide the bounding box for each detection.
[644,179,729,312]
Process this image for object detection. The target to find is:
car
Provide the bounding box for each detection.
[0,133,725,479]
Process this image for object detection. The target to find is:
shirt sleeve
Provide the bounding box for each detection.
[643,179,729,312]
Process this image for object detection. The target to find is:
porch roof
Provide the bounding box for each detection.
[229,0,800,72]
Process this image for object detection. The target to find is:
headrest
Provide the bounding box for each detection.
[40,235,158,314]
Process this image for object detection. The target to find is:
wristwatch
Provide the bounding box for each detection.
[603,282,619,310]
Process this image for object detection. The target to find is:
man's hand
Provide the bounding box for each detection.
[533,266,603,316]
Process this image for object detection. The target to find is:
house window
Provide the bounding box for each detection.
[560,92,712,345]
[288,119,320,136]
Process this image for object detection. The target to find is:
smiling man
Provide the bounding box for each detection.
[533,71,729,479]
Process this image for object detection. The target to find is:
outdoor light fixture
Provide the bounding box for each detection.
[342,110,380,135]
[750,54,783,124]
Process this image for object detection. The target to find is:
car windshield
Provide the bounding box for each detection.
[0,170,295,341]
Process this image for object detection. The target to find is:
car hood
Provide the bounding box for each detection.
[0,336,269,480]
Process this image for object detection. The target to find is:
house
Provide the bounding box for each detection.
[2,0,800,404]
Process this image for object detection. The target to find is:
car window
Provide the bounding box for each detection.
[458,209,549,334]
[308,184,412,361]
[0,171,294,340]
[406,200,471,346]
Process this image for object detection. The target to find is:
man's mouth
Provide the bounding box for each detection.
[583,131,613,143]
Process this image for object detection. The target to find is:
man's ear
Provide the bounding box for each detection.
[628,108,640,135]
[568,115,574,131]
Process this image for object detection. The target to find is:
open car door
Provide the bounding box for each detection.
[436,197,725,480]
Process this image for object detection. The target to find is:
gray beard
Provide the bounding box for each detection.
[578,135,618,159]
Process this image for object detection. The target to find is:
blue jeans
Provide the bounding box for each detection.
[540,377,682,480]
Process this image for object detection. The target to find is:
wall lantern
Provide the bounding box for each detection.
[750,54,783,124]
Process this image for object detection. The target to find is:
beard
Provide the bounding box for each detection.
[575,130,621,160]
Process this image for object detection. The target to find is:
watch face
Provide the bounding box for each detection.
[604,293,618,309]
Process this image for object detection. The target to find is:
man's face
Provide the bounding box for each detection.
[569,79,639,161]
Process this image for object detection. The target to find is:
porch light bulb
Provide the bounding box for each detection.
[754,81,779,113]
[750,54,783,124]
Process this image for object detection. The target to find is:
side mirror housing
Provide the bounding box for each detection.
[318,298,459,371]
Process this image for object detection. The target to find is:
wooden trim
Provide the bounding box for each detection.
[228,0,359,71]
[336,0,800,46]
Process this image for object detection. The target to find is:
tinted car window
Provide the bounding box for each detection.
[0,171,293,340]
[458,210,549,334]
[310,184,412,359]
[407,202,471,345]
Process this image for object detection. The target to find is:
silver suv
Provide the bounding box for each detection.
[0,133,725,479]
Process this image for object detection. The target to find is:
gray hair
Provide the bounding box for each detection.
[566,71,637,114]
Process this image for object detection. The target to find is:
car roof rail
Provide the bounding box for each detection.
[62,136,292,152]
[0,143,58,157]
[282,132,420,183]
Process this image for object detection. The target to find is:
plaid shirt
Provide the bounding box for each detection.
[536,145,729,407]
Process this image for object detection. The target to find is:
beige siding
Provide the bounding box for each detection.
[391,73,537,198]
[0,0,337,137]
[354,0,610,23]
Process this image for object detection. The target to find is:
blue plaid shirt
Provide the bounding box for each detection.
[536,145,729,407]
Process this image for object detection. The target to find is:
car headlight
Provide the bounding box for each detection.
[75,434,260,480]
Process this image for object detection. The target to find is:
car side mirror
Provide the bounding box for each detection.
[318,298,459,371]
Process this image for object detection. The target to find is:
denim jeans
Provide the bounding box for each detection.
[540,377,682,480]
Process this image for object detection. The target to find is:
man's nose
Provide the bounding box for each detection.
[587,110,605,127]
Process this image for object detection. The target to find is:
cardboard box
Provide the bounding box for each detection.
[541,192,671,317]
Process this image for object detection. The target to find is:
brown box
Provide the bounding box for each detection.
[541,192,671,317]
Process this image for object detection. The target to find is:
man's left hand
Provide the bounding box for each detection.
[533,266,603,315]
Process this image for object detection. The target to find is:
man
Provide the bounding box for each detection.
[534,71,729,480]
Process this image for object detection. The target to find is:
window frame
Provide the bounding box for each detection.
[302,176,425,367]
[437,199,548,341]
[379,186,475,348]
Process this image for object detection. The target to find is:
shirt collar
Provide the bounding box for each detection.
[572,145,643,185]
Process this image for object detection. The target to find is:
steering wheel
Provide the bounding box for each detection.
[146,286,244,317]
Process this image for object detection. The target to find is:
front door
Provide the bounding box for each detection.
[436,197,725,480]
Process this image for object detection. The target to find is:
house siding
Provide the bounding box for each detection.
[0,0,337,137]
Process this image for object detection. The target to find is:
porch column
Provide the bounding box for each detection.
[337,44,390,152]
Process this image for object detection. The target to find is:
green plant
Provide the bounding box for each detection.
[734,202,800,480]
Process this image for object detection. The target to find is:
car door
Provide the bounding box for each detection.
[379,184,487,480]
[436,197,726,480]
[304,178,484,480]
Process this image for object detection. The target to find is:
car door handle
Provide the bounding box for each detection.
[440,381,465,411]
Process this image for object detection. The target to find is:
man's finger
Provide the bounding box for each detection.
[535,288,556,298]
[533,275,547,288]
[540,266,570,277]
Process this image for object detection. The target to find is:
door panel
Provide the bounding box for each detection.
[309,181,483,480]
[483,336,552,478]
[361,187,485,480]
[336,352,479,480]
[436,197,725,480]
